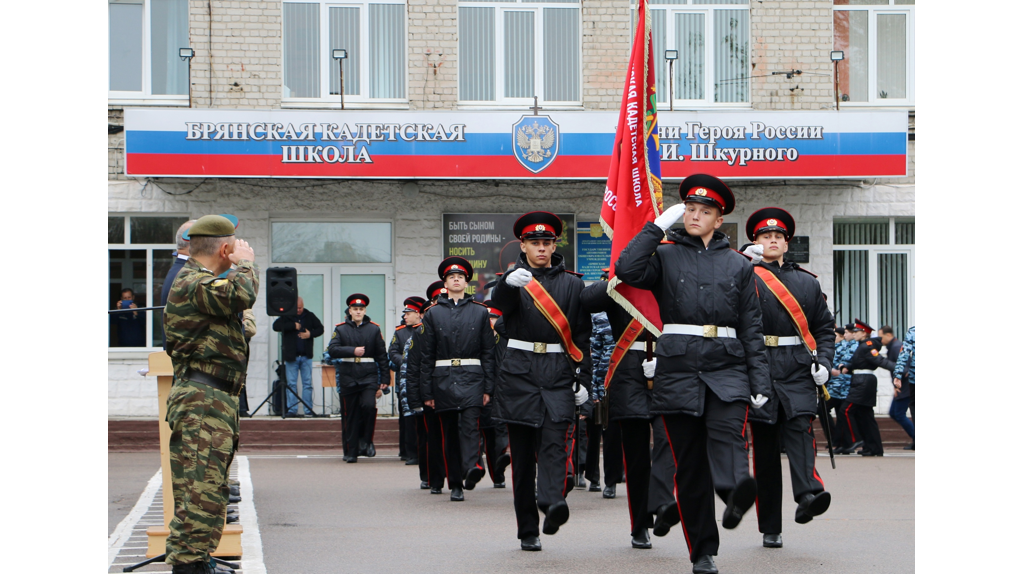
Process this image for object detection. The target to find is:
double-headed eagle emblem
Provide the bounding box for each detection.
[516,122,556,163]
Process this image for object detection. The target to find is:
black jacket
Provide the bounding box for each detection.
[749,260,835,424]
[160,255,189,349]
[327,315,388,395]
[490,253,593,427]
[388,324,417,372]
[418,294,497,413]
[615,222,770,417]
[580,281,654,421]
[273,310,325,362]
[404,323,426,411]
[846,336,896,407]
[480,318,508,428]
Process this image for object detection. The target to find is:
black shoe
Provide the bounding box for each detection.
[603,484,617,499]
[859,451,883,457]
[430,486,443,494]
[631,529,652,549]
[692,555,718,574]
[493,482,506,488]
[226,509,238,517]
[763,533,783,548]
[465,467,485,491]
[521,536,542,551]
[171,562,213,574]
[652,502,680,537]
[304,412,315,418]
[542,500,570,535]
[451,487,465,501]
[795,491,832,524]
[850,440,864,452]
[420,481,430,490]
[213,562,235,574]
[228,495,241,504]
[903,442,915,450]
[834,445,852,455]
[722,476,757,530]
[589,481,602,492]
[343,455,357,463]
[226,514,239,524]
[494,453,511,478]
[405,458,419,466]
[229,485,240,496]
[365,443,377,458]
[400,454,408,461]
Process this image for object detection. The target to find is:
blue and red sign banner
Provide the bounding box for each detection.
[124,108,907,180]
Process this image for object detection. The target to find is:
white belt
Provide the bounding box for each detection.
[853,369,875,375]
[628,342,655,351]
[662,324,737,339]
[507,339,564,354]
[434,359,481,367]
[339,357,368,363]
[764,335,801,347]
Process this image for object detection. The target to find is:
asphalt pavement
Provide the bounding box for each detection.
[109,451,160,535]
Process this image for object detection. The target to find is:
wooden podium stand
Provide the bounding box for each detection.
[146,352,243,559]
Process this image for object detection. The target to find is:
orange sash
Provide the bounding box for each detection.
[752,266,816,353]
[522,278,585,362]
[604,318,644,389]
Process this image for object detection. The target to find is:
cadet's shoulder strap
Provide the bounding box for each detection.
[752,266,817,353]
[521,278,585,362]
[604,318,644,389]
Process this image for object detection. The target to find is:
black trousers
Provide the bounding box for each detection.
[648,416,677,516]
[702,392,752,501]
[482,423,509,483]
[507,418,573,539]
[438,407,483,489]
[398,410,408,458]
[848,404,884,454]
[619,419,653,535]
[584,418,624,486]
[417,408,446,487]
[824,397,858,449]
[750,415,826,535]
[402,415,418,461]
[661,412,719,562]
[341,387,377,455]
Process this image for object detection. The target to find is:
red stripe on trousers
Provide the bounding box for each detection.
[844,403,857,442]
[563,425,575,497]
[808,420,825,489]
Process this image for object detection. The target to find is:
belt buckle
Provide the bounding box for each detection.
[764,335,779,347]
[354,357,361,364]
[533,342,546,354]
[451,359,462,367]
[703,325,718,338]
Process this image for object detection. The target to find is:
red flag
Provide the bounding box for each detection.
[599,0,664,335]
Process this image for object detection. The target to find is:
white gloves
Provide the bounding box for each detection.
[879,345,888,358]
[654,203,688,231]
[505,268,533,288]
[750,394,768,409]
[742,243,764,264]
[642,358,657,379]
[811,364,829,386]
[574,386,589,406]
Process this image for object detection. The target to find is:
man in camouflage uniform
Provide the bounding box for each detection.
[163,215,259,574]
[891,326,915,450]
[829,324,860,454]
[581,309,623,498]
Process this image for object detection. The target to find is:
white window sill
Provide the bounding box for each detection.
[108,96,190,108]
[662,103,752,111]
[109,350,164,361]
[281,99,410,110]
[457,102,584,111]
[836,102,915,109]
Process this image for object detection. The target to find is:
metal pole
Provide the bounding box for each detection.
[340,61,345,110]
[187,58,192,108]
[834,60,840,110]
[669,60,675,112]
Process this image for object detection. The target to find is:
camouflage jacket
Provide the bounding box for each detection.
[893,326,915,385]
[397,337,415,416]
[590,311,614,401]
[164,258,260,392]
[827,339,858,399]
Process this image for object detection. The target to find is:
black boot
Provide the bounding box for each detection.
[722,476,757,529]
[631,528,652,549]
[450,487,465,501]
[464,467,485,491]
[520,536,542,551]
[420,481,430,490]
[430,486,443,494]
[795,491,831,524]
[542,500,570,535]
[589,480,602,492]
[652,502,680,537]
[494,452,511,480]
[763,533,783,548]
[691,555,718,574]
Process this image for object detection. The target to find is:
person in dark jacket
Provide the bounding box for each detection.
[327,293,389,462]
[479,301,511,487]
[272,297,325,417]
[160,220,196,349]
[406,282,448,492]
[741,208,835,549]
[490,211,593,552]
[418,257,497,501]
[390,296,426,462]
[842,319,895,456]
[615,174,770,574]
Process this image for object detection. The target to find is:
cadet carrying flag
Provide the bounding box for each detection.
[600,0,664,336]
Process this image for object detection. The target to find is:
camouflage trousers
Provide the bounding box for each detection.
[165,379,239,565]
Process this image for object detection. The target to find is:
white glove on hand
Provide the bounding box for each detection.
[879,345,888,358]
[642,358,657,379]
[574,386,589,406]
[750,394,768,409]
[742,243,764,264]
[811,363,829,386]
[505,268,533,288]
[654,203,688,231]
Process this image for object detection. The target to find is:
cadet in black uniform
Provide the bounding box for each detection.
[480,300,511,487]
[390,296,426,463]
[616,174,771,574]
[843,320,894,456]
[741,208,835,549]
[491,212,593,552]
[327,294,389,462]
[418,257,497,501]
[406,282,448,492]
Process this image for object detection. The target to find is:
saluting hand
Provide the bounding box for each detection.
[229,238,255,264]
[654,203,688,231]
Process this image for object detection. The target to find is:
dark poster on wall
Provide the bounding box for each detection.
[787,236,810,263]
[443,213,576,301]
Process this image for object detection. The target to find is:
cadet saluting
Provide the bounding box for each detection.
[741,207,835,549]
[491,211,592,552]
[615,175,770,574]
[163,214,259,574]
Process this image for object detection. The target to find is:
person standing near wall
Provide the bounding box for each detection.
[842,320,894,457]
[273,297,325,417]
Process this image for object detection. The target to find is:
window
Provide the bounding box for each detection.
[643,0,750,107]
[833,217,914,338]
[108,0,191,104]
[833,0,915,105]
[458,0,581,106]
[108,215,189,349]
[283,1,407,106]
[271,222,393,263]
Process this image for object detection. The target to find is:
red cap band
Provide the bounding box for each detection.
[351,299,365,306]
[522,223,555,237]
[686,187,726,211]
[444,264,466,276]
[754,218,788,234]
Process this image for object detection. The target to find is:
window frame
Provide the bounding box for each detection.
[108,0,191,107]
[281,0,410,109]
[832,1,915,107]
[456,0,584,110]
